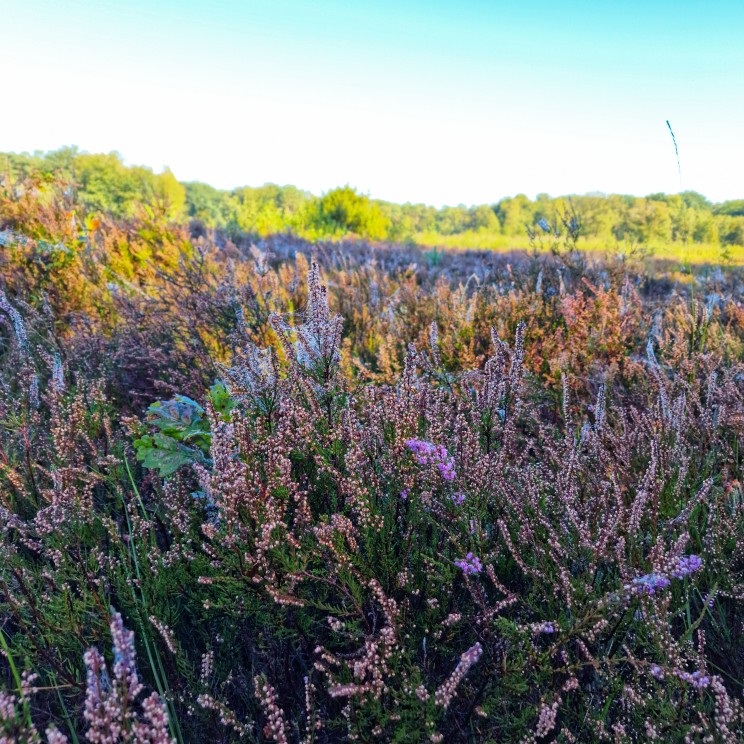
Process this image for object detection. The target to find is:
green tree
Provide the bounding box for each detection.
[496,194,534,235]
[184,182,232,225]
[715,200,744,217]
[469,204,500,231]
[150,168,186,220]
[315,186,390,240]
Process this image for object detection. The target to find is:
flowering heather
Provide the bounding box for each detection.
[83,612,174,743]
[631,554,704,596]
[0,289,29,355]
[671,553,703,578]
[455,552,483,575]
[434,642,483,710]
[0,184,742,742]
[632,572,671,595]
[533,621,556,635]
[405,439,456,480]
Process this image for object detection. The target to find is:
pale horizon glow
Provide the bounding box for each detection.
[2,0,743,207]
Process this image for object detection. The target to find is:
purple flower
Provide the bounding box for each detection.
[400,489,408,500]
[536,622,555,634]
[632,573,670,595]
[438,462,456,480]
[677,670,710,689]
[670,554,703,579]
[631,556,702,601]
[450,492,466,506]
[405,439,436,464]
[455,552,482,575]
[650,664,664,680]
[405,439,456,481]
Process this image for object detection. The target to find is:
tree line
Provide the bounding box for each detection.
[3,147,743,249]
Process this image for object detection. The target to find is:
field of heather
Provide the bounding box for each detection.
[0,180,743,743]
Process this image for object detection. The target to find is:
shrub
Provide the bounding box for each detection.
[0,184,742,742]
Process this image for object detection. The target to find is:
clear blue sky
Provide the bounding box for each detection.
[2,0,743,205]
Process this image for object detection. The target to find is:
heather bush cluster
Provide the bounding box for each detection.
[0,177,742,742]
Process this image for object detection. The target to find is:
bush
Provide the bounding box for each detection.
[314,187,390,240]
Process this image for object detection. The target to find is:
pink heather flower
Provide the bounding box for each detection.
[455,552,482,575]
[84,610,173,743]
[110,611,142,698]
[405,439,456,481]
[46,726,70,744]
[434,642,483,709]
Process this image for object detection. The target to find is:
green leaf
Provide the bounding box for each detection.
[208,380,238,420]
[134,432,208,477]
[145,395,211,450]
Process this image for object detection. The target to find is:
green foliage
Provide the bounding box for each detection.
[183,181,232,225]
[715,199,744,217]
[3,148,744,259]
[314,185,391,239]
[2,149,186,221]
[207,380,238,419]
[134,395,211,476]
[228,183,311,236]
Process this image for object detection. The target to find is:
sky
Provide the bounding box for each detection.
[1,0,743,206]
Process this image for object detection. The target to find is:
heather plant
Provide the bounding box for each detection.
[0,185,743,742]
[90,267,744,739]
